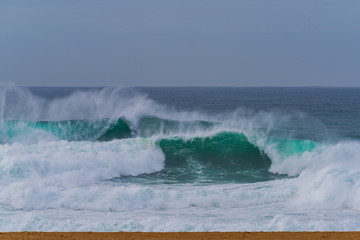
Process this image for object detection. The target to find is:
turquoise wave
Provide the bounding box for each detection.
[0,117,319,183]
[0,119,132,142]
[0,117,216,142]
[155,132,274,183]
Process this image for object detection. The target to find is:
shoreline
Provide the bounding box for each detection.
[0,232,359,240]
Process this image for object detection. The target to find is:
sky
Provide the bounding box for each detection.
[1,0,360,87]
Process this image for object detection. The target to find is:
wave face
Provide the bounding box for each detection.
[157,132,274,183]
[0,119,132,143]
[0,119,276,183]
[1,85,360,231]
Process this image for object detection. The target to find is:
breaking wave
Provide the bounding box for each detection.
[1,85,360,219]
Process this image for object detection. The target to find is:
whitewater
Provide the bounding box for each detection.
[0,85,360,231]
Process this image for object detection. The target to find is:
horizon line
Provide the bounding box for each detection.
[18,85,360,88]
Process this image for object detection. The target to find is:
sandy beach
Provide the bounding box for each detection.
[0,232,360,240]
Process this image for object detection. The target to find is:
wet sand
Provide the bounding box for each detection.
[0,232,359,240]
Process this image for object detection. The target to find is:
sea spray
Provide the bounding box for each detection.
[0,86,360,231]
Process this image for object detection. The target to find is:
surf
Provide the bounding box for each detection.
[1,86,360,205]
[0,86,334,185]
[1,86,360,231]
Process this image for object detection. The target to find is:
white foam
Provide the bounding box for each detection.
[261,140,360,210]
[1,179,360,231]
[1,139,360,231]
[0,138,165,210]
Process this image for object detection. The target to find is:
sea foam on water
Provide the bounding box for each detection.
[0,85,360,231]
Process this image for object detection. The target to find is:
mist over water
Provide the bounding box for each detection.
[0,85,360,231]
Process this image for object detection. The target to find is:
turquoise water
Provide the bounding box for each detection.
[0,86,359,231]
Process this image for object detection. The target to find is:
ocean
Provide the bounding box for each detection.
[0,85,359,231]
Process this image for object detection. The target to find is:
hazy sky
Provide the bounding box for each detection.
[1,0,360,86]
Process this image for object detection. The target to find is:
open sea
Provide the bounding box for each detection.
[0,85,359,231]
